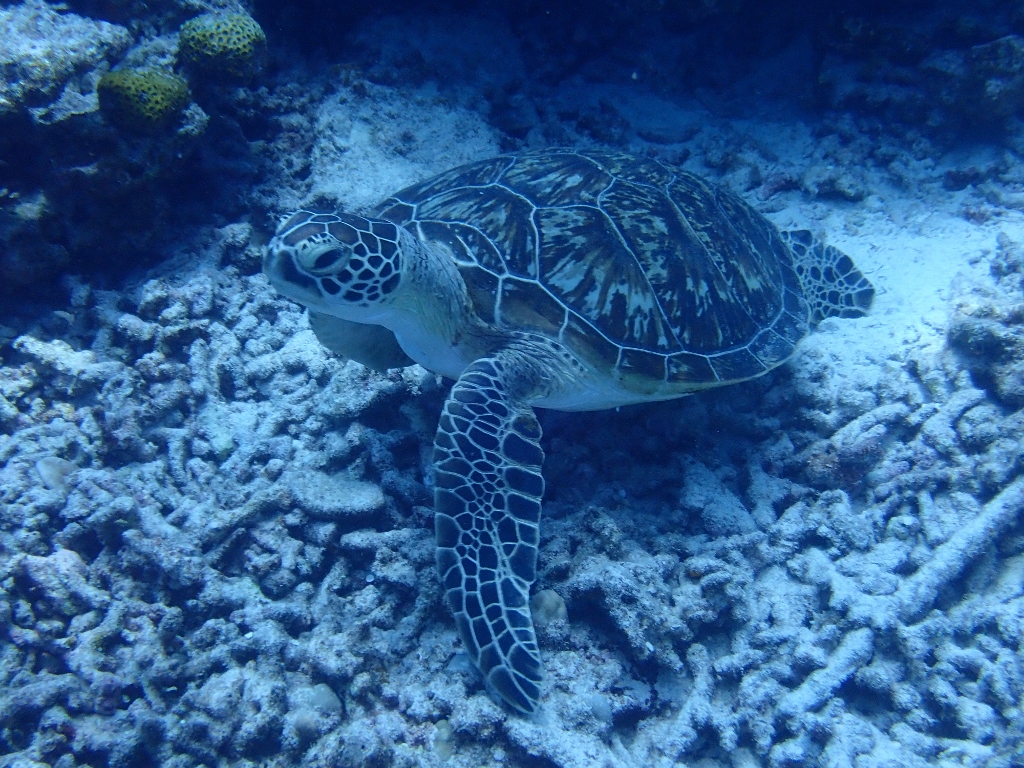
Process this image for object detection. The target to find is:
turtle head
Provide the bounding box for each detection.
[264,210,404,319]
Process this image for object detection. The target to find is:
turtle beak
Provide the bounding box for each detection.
[263,237,322,307]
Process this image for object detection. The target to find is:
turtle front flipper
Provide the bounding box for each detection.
[308,311,414,372]
[434,351,546,713]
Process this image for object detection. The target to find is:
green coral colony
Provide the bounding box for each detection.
[97,68,190,134]
[178,12,267,80]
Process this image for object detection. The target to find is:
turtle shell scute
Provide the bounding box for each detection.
[384,149,809,384]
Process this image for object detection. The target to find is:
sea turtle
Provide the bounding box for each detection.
[263,148,874,714]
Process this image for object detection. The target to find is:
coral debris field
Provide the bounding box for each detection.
[1,1,1024,767]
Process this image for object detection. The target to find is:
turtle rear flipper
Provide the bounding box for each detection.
[434,347,546,714]
[781,229,875,323]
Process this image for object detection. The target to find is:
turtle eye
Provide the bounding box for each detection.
[313,248,346,271]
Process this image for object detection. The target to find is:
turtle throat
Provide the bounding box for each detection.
[385,234,490,379]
